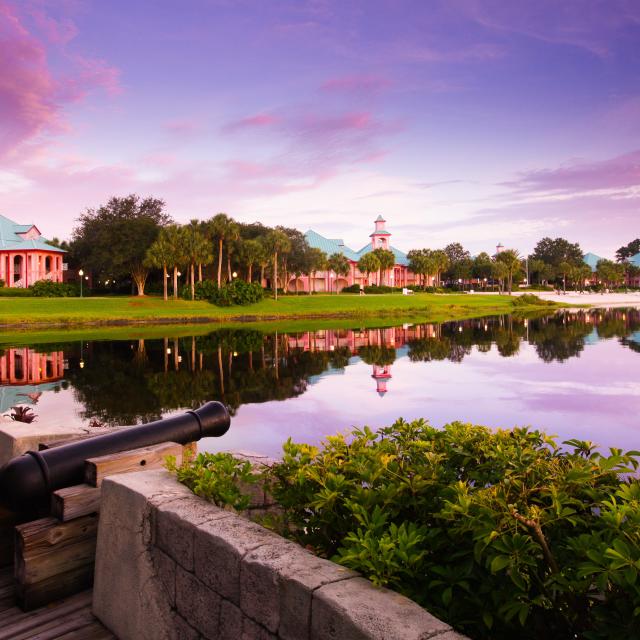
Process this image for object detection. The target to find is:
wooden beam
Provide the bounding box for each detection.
[14,515,98,611]
[84,441,184,488]
[51,485,101,522]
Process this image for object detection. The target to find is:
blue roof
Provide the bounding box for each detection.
[0,214,64,253]
[583,252,603,272]
[305,229,408,266]
[629,252,640,268]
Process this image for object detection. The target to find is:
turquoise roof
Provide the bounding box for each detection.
[375,215,385,222]
[305,229,409,266]
[0,214,64,253]
[583,252,603,272]
[629,252,640,268]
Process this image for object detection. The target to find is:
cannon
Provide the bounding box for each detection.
[0,401,230,514]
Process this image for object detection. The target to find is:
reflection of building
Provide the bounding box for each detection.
[0,215,65,288]
[371,364,392,396]
[0,348,65,414]
[287,216,423,293]
[0,348,65,385]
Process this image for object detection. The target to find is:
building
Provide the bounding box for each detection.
[294,215,418,292]
[0,215,65,288]
[628,252,640,287]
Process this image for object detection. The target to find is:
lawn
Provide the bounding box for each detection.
[0,292,557,330]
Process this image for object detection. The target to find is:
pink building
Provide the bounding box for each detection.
[0,215,65,288]
[291,216,421,293]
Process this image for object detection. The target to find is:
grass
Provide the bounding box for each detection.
[0,292,559,333]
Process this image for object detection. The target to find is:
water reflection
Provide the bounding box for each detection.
[0,308,638,431]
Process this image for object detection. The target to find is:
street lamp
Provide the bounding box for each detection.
[78,269,84,297]
[232,271,238,279]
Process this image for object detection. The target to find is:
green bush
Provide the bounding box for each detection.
[0,287,32,297]
[341,284,399,294]
[512,294,555,307]
[180,280,263,305]
[0,279,4,288]
[171,420,640,639]
[180,280,218,301]
[29,280,80,297]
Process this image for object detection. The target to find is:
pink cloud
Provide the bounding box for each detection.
[28,7,78,45]
[0,1,120,159]
[504,150,640,193]
[163,119,202,136]
[403,42,505,63]
[320,74,391,95]
[223,113,278,133]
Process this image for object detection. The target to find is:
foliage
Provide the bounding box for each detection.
[596,260,626,288]
[72,194,171,296]
[206,280,264,306]
[496,249,522,294]
[512,294,556,307]
[167,452,258,511]
[9,406,37,422]
[616,239,640,262]
[531,237,584,268]
[340,284,396,294]
[327,252,350,292]
[358,252,381,283]
[29,280,80,297]
[0,279,4,288]
[180,280,218,301]
[181,421,640,639]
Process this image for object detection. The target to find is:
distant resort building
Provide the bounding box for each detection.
[0,215,65,288]
[295,215,417,292]
[583,251,640,286]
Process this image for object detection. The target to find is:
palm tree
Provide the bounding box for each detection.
[327,252,350,293]
[558,260,573,293]
[431,250,449,287]
[492,261,509,294]
[264,230,291,300]
[372,248,395,286]
[208,213,234,287]
[358,253,380,288]
[241,239,263,282]
[256,236,270,286]
[225,221,240,281]
[182,220,211,300]
[307,248,328,294]
[496,249,521,295]
[145,230,175,301]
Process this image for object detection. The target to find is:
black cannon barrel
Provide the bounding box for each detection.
[0,401,230,513]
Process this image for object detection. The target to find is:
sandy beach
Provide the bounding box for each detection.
[506,290,640,308]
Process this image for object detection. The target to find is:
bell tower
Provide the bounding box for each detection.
[370,215,391,250]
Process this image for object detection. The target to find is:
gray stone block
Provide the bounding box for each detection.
[241,617,278,639]
[219,600,243,640]
[156,496,231,571]
[311,577,454,640]
[170,612,200,640]
[193,514,282,604]
[151,547,177,607]
[242,541,357,640]
[176,565,221,640]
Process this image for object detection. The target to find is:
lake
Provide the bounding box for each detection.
[1,308,639,457]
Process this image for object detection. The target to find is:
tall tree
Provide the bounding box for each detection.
[264,230,291,300]
[240,239,264,282]
[308,248,328,294]
[72,194,171,296]
[616,239,640,262]
[145,228,178,301]
[531,237,583,267]
[472,252,493,288]
[327,252,350,293]
[491,261,509,294]
[431,250,449,287]
[358,253,380,288]
[208,213,234,287]
[372,248,395,286]
[496,249,522,295]
[182,220,211,300]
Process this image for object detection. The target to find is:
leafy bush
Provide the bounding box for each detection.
[180,280,263,306]
[0,279,4,287]
[172,420,640,639]
[29,280,80,297]
[512,294,555,307]
[0,287,32,297]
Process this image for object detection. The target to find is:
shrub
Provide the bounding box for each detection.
[180,280,218,301]
[512,294,555,307]
[171,420,640,639]
[0,279,4,288]
[29,280,80,297]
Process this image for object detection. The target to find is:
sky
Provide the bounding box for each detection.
[1,0,639,257]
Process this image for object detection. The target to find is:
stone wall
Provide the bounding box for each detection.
[93,469,468,640]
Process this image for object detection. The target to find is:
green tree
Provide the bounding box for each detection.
[72,194,171,296]
[615,239,640,262]
[145,227,180,301]
[492,261,509,294]
[264,230,291,300]
[182,220,212,300]
[558,260,573,293]
[496,249,522,295]
[527,258,546,285]
[208,213,235,287]
[372,248,395,286]
[531,237,583,268]
[240,239,264,282]
[308,248,328,294]
[358,252,381,287]
[327,252,350,293]
[472,252,493,288]
[596,259,625,289]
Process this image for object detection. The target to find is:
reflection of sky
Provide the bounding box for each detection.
[203,338,640,457]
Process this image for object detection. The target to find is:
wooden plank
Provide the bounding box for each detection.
[14,514,98,610]
[84,441,183,487]
[51,485,101,522]
[56,620,116,640]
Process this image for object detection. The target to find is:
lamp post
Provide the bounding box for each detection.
[78,269,84,298]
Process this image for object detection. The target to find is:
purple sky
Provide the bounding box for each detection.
[1,0,639,256]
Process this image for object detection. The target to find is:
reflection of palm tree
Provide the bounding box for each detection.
[358,345,396,366]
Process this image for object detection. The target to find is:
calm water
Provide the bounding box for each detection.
[1,308,639,457]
